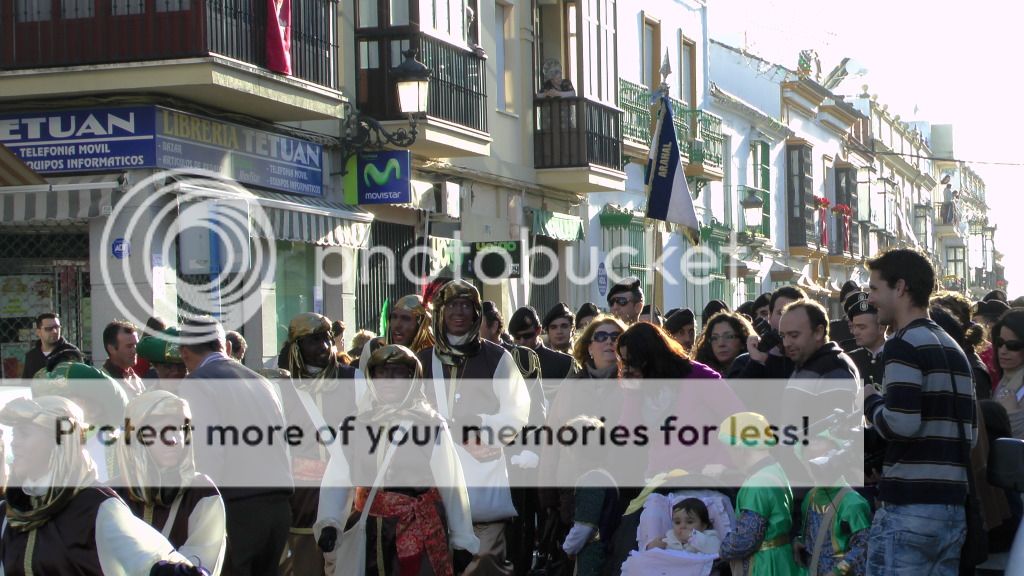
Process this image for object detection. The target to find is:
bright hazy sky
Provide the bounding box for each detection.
[712,0,1024,296]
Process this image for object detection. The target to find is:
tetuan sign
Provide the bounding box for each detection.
[0,106,324,196]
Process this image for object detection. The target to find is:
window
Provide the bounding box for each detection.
[641,14,660,89]
[156,0,189,11]
[112,0,144,15]
[678,33,696,107]
[835,166,857,253]
[495,2,515,113]
[602,219,652,304]
[786,143,813,246]
[275,241,316,346]
[16,0,52,22]
[62,0,94,18]
[947,246,966,280]
[359,0,379,28]
[390,0,410,26]
[420,0,469,45]
[750,141,771,238]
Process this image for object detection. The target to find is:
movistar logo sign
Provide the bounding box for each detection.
[364,158,401,187]
[356,151,411,204]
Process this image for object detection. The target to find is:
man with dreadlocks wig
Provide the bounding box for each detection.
[315,344,479,575]
[113,391,226,575]
[358,294,436,374]
[0,395,205,575]
[277,312,359,576]
[417,279,530,576]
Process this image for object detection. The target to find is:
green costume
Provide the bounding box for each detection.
[798,487,871,575]
[730,461,804,576]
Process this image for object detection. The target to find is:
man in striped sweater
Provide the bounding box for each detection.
[864,249,976,575]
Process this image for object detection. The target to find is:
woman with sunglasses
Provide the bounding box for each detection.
[991,309,1024,438]
[693,311,755,377]
[537,314,627,574]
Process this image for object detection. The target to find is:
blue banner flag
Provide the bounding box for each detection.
[644,96,700,245]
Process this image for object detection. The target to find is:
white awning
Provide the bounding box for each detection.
[251,190,373,248]
[0,173,124,225]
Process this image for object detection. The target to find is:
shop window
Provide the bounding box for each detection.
[275,241,316,347]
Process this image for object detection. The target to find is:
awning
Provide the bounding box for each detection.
[724,255,756,279]
[797,273,830,296]
[0,173,124,225]
[250,191,373,248]
[895,207,920,247]
[0,144,45,186]
[531,208,584,242]
[769,260,799,282]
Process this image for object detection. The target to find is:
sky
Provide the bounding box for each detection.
[711,0,1024,295]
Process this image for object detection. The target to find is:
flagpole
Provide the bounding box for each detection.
[649,51,672,326]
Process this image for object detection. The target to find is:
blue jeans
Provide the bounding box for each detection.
[866,503,965,576]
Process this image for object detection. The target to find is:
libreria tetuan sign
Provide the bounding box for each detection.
[0,106,324,196]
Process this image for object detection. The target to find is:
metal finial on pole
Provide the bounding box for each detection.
[657,48,672,99]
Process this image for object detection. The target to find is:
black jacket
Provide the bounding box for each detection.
[534,342,574,381]
[849,346,885,389]
[828,319,858,353]
[21,337,79,378]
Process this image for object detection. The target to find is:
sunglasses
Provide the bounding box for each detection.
[591,331,621,343]
[997,339,1024,352]
[609,296,635,307]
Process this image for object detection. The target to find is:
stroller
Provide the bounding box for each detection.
[621,490,735,576]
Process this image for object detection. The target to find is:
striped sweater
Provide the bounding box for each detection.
[864,318,976,505]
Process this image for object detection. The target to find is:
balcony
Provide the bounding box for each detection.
[934,202,966,242]
[0,0,343,121]
[533,96,625,192]
[617,78,723,180]
[356,32,490,158]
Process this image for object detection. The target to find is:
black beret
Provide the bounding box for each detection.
[839,281,860,305]
[701,300,729,322]
[976,299,1010,318]
[607,277,643,304]
[983,290,1008,304]
[575,303,600,328]
[665,308,695,333]
[542,302,574,328]
[508,306,541,334]
[844,291,877,320]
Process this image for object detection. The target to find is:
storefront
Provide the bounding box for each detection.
[0,105,371,374]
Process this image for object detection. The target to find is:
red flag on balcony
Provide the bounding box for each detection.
[266,0,292,75]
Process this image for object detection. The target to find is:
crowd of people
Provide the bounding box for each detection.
[3,247,1023,576]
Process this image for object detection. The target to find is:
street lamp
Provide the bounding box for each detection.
[984,225,996,273]
[741,190,765,232]
[339,49,433,170]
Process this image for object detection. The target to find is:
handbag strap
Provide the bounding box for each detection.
[355,420,411,526]
[808,486,850,575]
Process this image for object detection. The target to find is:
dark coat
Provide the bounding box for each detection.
[534,342,574,382]
[21,337,79,378]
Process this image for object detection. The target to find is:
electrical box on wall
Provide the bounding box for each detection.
[177,199,252,275]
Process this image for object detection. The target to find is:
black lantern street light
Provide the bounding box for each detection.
[339,49,432,169]
[741,190,765,232]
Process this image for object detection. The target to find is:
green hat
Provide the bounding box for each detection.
[33,362,128,427]
[137,328,183,365]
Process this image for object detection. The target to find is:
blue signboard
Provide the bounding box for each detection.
[0,107,156,173]
[355,150,411,204]
[154,107,323,197]
[0,106,324,196]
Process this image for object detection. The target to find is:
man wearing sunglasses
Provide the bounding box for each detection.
[22,312,79,378]
[509,306,574,384]
[606,277,644,326]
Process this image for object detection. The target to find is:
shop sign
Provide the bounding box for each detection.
[466,241,522,279]
[0,106,156,173]
[344,150,412,205]
[0,106,324,196]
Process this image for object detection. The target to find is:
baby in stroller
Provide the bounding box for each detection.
[621,490,734,576]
